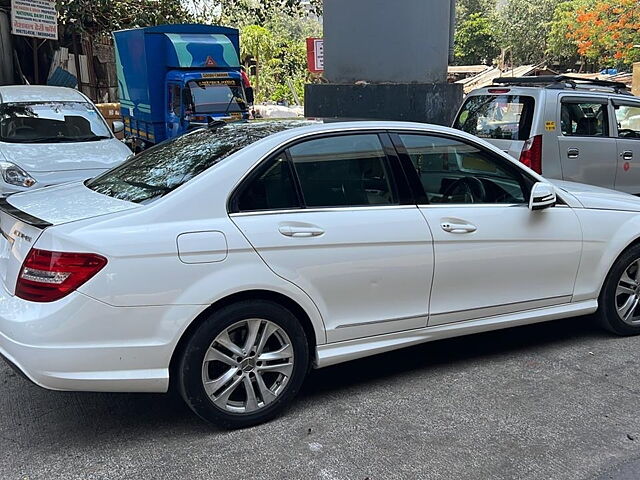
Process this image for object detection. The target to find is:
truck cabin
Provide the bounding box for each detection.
[167,73,251,127]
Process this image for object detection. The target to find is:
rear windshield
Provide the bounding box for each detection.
[454,95,535,141]
[85,121,311,204]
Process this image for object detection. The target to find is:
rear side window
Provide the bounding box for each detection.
[454,94,534,141]
[236,154,300,211]
[288,134,397,207]
[561,101,609,137]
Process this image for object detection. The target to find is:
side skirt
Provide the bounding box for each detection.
[315,300,598,368]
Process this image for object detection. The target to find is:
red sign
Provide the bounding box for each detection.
[205,56,217,67]
[306,38,324,73]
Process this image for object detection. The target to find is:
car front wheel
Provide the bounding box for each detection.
[178,300,309,428]
[597,244,640,335]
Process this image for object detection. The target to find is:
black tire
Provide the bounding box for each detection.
[596,244,640,335]
[178,300,309,429]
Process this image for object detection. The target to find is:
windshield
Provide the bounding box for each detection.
[0,101,112,143]
[86,120,312,204]
[454,95,535,141]
[186,79,246,114]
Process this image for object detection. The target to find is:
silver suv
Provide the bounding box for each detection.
[453,76,640,194]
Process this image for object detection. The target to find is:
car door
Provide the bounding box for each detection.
[230,132,434,343]
[391,131,583,326]
[612,99,640,195]
[557,96,618,189]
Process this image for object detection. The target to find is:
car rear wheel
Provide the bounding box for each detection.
[597,244,640,335]
[178,300,309,428]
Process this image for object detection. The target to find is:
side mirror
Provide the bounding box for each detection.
[245,87,254,105]
[112,120,125,134]
[529,182,557,211]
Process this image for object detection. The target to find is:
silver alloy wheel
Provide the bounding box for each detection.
[201,318,294,414]
[616,259,640,325]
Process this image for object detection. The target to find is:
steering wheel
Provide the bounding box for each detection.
[441,176,486,203]
[618,128,640,139]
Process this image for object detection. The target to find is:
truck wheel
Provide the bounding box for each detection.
[178,300,309,429]
[596,244,640,335]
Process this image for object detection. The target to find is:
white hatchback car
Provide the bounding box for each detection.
[1,120,640,428]
[0,85,131,195]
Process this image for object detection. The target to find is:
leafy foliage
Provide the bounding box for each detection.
[185,0,321,27]
[454,13,500,65]
[496,0,558,65]
[456,0,496,23]
[568,0,640,66]
[56,0,195,36]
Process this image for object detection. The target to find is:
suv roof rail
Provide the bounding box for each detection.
[493,75,632,95]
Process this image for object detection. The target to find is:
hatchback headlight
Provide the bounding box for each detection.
[0,162,36,187]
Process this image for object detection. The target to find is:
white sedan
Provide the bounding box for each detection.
[0,120,639,428]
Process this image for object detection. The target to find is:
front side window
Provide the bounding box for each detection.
[169,84,181,115]
[288,134,397,207]
[615,104,640,139]
[0,101,111,143]
[398,134,530,204]
[454,95,534,141]
[561,101,609,137]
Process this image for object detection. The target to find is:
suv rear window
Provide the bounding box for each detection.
[454,95,535,141]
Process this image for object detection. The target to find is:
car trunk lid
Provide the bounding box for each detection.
[5,181,139,225]
[0,202,47,294]
[0,182,139,294]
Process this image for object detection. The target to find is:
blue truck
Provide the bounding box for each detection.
[112,24,252,149]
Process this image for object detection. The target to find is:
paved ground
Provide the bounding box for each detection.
[2,315,640,479]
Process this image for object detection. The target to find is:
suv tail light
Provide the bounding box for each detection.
[519,134,543,173]
[16,249,107,302]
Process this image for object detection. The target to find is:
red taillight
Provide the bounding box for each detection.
[519,134,543,173]
[488,88,511,94]
[15,249,107,302]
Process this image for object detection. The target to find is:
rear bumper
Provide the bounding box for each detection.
[0,285,201,392]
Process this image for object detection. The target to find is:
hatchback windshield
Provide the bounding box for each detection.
[86,121,312,204]
[454,95,535,141]
[0,101,112,143]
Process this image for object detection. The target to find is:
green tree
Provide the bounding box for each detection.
[497,0,558,64]
[186,0,321,27]
[240,25,276,96]
[547,0,587,65]
[454,13,500,65]
[56,0,195,36]
[456,0,496,23]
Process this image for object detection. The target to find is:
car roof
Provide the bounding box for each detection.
[247,119,471,141]
[468,85,638,102]
[0,85,88,104]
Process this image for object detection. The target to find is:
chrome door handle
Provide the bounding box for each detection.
[567,148,580,159]
[621,150,633,161]
[441,222,477,234]
[278,226,325,237]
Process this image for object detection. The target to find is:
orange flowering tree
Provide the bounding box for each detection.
[550,0,640,67]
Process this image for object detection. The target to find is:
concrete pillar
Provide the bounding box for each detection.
[305,0,462,125]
